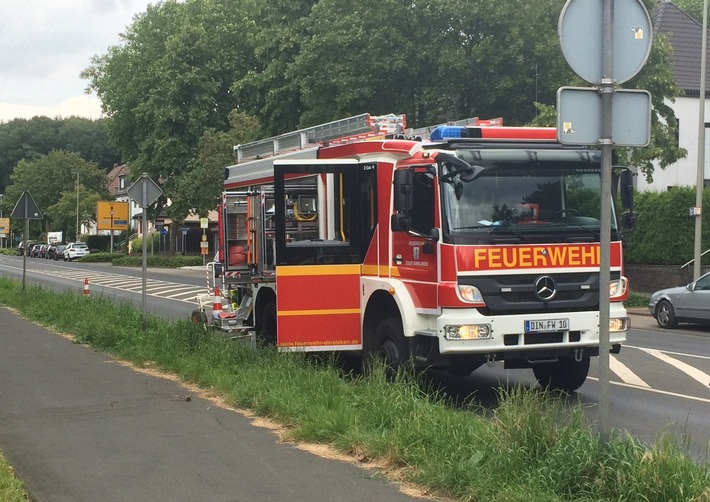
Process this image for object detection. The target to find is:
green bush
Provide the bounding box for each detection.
[624,187,710,265]
[80,252,126,263]
[111,255,203,268]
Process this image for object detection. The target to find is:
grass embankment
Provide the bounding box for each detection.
[0,454,27,502]
[0,278,707,502]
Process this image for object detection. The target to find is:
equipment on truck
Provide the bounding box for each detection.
[193,112,634,392]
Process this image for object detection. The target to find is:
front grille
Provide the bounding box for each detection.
[460,272,619,316]
[504,331,582,346]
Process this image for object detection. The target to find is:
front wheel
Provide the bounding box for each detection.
[532,356,590,393]
[655,300,677,329]
[364,318,409,379]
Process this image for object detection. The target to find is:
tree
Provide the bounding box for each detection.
[172,111,261,218]
[3,151,109,239]
[674,0,704,22]
[0,117,120,195]
[47,186,103,242]
[82,0,260,221]
[233,0,318,135]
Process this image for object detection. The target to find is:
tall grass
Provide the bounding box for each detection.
[0,278,708,502]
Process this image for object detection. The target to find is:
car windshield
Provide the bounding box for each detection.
[440,149,618,244]
[73,243,87,249]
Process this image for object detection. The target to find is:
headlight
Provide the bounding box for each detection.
[609,317,630,332]
[444,324,492,340]
[609,277,628,300]
[457,285,485,305]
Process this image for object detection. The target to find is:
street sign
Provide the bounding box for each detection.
[559,0,652,85]
[0,217,9,236]
[127,174,162,208]
[11,191,42,220]
[96,201,130,231]
[181,228,189,235]
[557,87,651,146]
[200,217,209,229]
[160,228,168,236]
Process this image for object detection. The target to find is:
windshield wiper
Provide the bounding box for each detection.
[489,226,529,243]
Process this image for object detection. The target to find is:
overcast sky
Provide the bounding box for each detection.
[0,0,154,123]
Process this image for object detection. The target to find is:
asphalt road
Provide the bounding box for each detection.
[0,307,422,502]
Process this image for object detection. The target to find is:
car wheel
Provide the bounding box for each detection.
[655,300,677,329]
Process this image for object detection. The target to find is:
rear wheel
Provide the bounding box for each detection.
[364,318,409,379]
[532,356,590,393]
[256,300,277,347]
[655,300,677,329]
[191,309,207,330]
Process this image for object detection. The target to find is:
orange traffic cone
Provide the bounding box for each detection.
[212,286,223,316]
[83,278,90,297]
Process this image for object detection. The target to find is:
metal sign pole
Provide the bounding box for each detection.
[22,196,28,291]
[597,0,614,445]
[141,177,148,331]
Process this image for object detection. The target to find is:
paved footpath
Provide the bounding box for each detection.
[0,308,422,502]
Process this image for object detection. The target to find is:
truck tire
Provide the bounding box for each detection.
[364,318,409,379]
[532,356,590,393]
[256,300,277,347]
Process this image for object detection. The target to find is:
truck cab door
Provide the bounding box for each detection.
[391,166,439,309]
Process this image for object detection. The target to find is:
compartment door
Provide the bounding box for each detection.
[276,264,362,351]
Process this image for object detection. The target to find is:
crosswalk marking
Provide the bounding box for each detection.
[609,355,650,388]
[640,347,710,388]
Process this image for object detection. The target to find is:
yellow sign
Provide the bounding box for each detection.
[96,201,130,231]
[0,217,9,235]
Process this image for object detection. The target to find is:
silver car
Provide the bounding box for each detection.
[648,271,710,328]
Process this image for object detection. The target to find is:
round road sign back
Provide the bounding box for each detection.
[559,0,652,85]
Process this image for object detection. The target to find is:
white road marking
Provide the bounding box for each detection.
[587,376,710,404]
[609,355,650,388]
[639,347,710,389]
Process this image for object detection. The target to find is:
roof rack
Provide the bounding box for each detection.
[234,113,407,163]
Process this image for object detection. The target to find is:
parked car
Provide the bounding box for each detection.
[29,244,43,258]
[37,244,49,258]
[47,244,66,260]
[16,241,34,256]
[648,271,710,328]
[63,242,90,261]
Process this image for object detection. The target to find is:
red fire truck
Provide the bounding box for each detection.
[196,113,634,392]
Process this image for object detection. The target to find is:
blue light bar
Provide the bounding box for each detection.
[429,126,470,141]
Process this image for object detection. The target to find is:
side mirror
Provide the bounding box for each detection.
[393,169,412,212]
[391,214,411,232]
[622,210,636,230]
[620,170,634,211]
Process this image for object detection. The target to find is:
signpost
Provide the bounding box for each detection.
[558,0,652,444]
[127,174,163,330]
[97,200,130,254]
[10,191,43,290]
[200,217,209,265]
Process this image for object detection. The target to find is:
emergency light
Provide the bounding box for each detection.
[430,126,478,141]
[429,125,556,141]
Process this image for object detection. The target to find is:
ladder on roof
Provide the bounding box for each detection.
[234,113,407,163]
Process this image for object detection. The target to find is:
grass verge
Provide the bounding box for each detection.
[0,278,708,501]
[0,452,27,501]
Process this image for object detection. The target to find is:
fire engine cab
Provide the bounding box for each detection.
[196,112,634,392]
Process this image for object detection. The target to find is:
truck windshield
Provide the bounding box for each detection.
[440,149,618,244]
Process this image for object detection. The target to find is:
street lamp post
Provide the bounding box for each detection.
[76,171,80,241]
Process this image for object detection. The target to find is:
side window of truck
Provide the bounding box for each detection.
[409,170,435,235]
